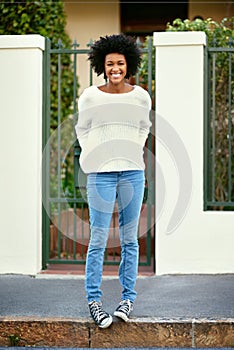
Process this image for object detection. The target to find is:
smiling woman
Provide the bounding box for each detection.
[75,33,152,328]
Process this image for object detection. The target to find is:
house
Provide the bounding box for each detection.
[63,0,233,41]
[62,0,233,92]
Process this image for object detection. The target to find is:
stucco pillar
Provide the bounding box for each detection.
[154,32,234,274]
[0,35,44,274]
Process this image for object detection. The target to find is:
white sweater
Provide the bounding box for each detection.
[75,85,152,173]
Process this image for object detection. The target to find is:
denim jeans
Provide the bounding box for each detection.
[85,170,145,303]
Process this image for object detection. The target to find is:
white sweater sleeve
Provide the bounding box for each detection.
[139,91,152,145]
[75,90,91,148]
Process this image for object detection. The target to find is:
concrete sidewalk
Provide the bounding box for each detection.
[0,274,233,348]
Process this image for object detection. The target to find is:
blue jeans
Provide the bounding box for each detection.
[85,170,145,303]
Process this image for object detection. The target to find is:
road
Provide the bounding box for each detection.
[1,348,232,350]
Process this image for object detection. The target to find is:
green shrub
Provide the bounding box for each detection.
[166,17,233,46]
[0,0,77,128]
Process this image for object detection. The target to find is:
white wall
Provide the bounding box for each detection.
[0,35,44,274]
[154,32,234,274]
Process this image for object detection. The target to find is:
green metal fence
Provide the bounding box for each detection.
[42,37,155,271]
[204,42,234,210]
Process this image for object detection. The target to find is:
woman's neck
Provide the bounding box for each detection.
[99,82,133,94]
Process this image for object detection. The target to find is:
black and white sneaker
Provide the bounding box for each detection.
[114,299,133,322]
[88,301,113,328]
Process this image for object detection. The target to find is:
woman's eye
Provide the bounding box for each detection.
[106,62,125,66]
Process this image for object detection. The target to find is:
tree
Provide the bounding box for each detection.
[0,0,77,128]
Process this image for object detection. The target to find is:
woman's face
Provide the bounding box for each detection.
[104,53,127,84]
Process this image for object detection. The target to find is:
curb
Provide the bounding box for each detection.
[0,317,234,348]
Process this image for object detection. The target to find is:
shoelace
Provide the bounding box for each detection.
[118,300,132,313]
[89,302,109,323]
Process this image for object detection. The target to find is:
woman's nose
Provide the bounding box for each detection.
[112,64,119,70]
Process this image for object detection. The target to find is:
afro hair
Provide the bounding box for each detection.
[88,34,141,79]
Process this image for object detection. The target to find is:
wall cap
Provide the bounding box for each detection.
[153,32,207,47]
[0,34,45,50]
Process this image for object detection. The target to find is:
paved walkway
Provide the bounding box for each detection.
[0,274,233,348]
[0,274,234,319]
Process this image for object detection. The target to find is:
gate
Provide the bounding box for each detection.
[204,42,234,210]
[42,37,155,273]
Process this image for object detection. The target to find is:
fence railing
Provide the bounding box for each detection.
[204,43,234,210]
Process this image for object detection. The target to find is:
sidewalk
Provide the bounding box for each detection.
[0,274,233,348]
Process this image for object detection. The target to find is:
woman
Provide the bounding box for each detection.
[75,33,152,328]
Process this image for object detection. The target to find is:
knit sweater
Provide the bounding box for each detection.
[75,85,152,174]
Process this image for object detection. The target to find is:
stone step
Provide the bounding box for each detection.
[0,317,233,348]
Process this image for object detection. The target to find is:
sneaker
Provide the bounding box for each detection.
[114,299,133,322]
[88,301,113,328]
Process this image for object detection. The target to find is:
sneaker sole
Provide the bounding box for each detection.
[114,310,129,322]
[99,315,113,328]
